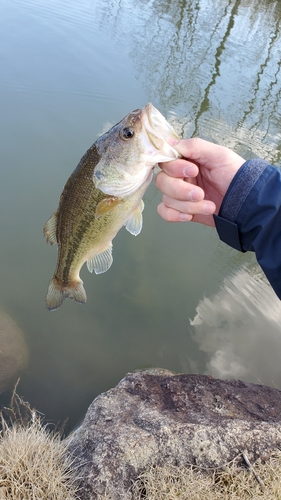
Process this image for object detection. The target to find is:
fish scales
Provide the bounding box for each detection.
[55,146,105,283]
[45,145,139,309]
[44,103,180,310]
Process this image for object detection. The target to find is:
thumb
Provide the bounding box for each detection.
[171,137,212,162]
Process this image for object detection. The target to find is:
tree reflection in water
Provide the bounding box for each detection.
[93,0,281,389]
[94,0,281,162]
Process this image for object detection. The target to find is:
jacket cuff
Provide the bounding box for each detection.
[214,159,269,251]
[213,215,243,251]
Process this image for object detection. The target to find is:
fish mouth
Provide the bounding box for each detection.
[143,103,180,159]
[93,104,180,199]
[145,103,179,142]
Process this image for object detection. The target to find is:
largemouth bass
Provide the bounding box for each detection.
[44,103,179,310]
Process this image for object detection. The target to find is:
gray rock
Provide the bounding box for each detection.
[68,369,281,499]
[0,309,29,391]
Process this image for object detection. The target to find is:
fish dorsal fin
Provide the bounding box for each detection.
[95,197,123,219]
[125,200,144,236]
[87,242,113,274]
[43,212,58,245]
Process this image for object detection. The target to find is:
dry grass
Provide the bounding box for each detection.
[0,389,79,500]
[1,387,281,500]
[131,453,281,500]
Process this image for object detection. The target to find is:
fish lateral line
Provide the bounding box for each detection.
[43,103,180,310]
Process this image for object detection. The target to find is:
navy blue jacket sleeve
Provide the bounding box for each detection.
[214,159,281,299]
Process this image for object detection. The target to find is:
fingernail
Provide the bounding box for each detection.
[202,202,215,215]
[179,213,192,221]
[189,189,201,202]
[183,166,195,177]
[167,137,179,146]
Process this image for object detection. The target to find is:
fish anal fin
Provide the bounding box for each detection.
[87,242,113,274]
[125,200,144,236]
[44,212,58,245]
[95,197,123,219]
[46,277,87,311]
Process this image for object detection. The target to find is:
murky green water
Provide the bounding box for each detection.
[1,0,281,431]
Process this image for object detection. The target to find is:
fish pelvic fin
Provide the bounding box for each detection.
[87,242,113,274]
[125,199,144,236]
[45,277,87,311]
[44,212,58,245]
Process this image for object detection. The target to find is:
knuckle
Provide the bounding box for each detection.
[165,207,178,222]
[155,171,164,188]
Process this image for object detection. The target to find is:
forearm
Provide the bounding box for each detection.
[214,159,281,298]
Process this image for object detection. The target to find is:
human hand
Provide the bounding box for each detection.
[156,137,245,227]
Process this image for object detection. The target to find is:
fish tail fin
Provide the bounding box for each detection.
[45,277,87,311]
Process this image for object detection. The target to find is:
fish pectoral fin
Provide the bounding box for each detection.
[95,197,123,219]
[87,242,113,274]
[125,200,144,236]
[43,212,58,245]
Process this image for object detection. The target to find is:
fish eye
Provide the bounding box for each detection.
[121,127,135,140]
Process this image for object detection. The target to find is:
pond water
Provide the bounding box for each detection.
[1,0,281,432]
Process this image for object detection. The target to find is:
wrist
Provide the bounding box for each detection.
[219,159,269,222]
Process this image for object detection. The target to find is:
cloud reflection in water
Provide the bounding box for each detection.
[190,267,281,387]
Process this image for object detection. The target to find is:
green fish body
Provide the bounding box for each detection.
[44,104,179,310]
